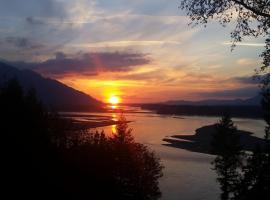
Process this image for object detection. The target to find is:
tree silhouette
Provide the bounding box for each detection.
[211,108,270,200]
[211,114,242,200]
[109,114,163,200]
[236,145,269,200]
[262,90,270,142]
[1,79,55,198]
[1,80,163,200]
[235,91,270,200]
[111,114,134,144]
[55,114,163,200]
[179,0,270,87]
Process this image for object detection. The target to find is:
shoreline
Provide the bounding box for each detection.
[163,124,266,155]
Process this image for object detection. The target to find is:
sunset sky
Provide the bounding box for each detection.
[0,0,266,103]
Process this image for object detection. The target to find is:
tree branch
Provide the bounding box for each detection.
[232,0,270,18]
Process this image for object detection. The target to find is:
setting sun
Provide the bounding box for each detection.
[109,96,120,105]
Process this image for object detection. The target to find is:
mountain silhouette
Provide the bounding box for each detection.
[163,96,261,106]
[0,62,103,111]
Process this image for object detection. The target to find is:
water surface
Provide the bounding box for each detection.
[63,108,265,200]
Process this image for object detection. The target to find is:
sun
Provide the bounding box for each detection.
[109,96,120,105]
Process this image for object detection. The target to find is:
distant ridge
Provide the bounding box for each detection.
[163,96,261,106]
[0,62,104,111]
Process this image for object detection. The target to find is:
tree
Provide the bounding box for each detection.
[210,101,270,200]
[211,114,242,200]
[236,145,269,200]
[262,89,270,141]
[111,114,134,145]
[109,114,163,200]
[1,80,163,200]
[0,79,56,199]
[235,88,270,199]
[180,0,270,87]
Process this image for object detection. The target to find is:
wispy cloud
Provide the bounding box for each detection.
[4,36,44,49]
[222,41,265,47]
[71,40,182,48]
[236,58,258,66]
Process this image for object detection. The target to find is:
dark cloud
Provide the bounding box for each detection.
[25,17,45,25]
[199,87,259,99]
[0,0,66,18]
[231,76,260,85]
[5,36,44,49]
[10,51,150,77]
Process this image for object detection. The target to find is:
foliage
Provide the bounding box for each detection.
[236,145,270,200]
[262,89,270,141]
[62,114,163,200]
[211,111,270,200]
[180,0,270,87]
[1,79,163,200]
[235,89,270,199]
[211,114,242,200]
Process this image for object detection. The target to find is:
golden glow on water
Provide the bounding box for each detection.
[111,114,118,134]
[111,124,117,134]
[110,105,118,109]
[112,114,117,121]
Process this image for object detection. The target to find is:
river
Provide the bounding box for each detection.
[62,106,266,200]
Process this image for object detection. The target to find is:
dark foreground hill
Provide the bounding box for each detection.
[0,62,104,111]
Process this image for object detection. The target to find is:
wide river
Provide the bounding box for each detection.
[63,106,266,200]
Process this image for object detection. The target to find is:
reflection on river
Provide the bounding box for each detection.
[62,106,265,200]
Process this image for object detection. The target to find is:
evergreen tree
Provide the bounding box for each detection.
[211,114,242,200]
[1,80,163,200]
[235,91,270,200]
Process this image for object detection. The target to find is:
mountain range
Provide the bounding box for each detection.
[0,61,262,110]
[0,62,103,111]
[163,96,261,106]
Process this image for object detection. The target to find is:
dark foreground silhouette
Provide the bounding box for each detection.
[1,79,163,200]
[163,124,266,155]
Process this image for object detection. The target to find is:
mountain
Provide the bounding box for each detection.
[163,96,261,106]
[0,62,104,111]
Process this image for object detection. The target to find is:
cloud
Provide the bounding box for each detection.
[0,0,66,18]
[230,76,261,85]
[4,36,44,49]
[11,51,150,77]
[71,40,182,48]
[236,58,257,66]
[25,17,45,25]
[222,41,265,47]
[0,0,264,102]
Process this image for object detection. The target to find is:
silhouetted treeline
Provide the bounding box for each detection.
[211,113,270,200]
[141,104,263,118]
[1,79,163,200]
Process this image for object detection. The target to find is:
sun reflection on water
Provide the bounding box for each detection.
[111,114,118,134]
[112,124,117,134]
[110,105,118,109]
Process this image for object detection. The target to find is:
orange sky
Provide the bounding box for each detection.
[0,0,264,103]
